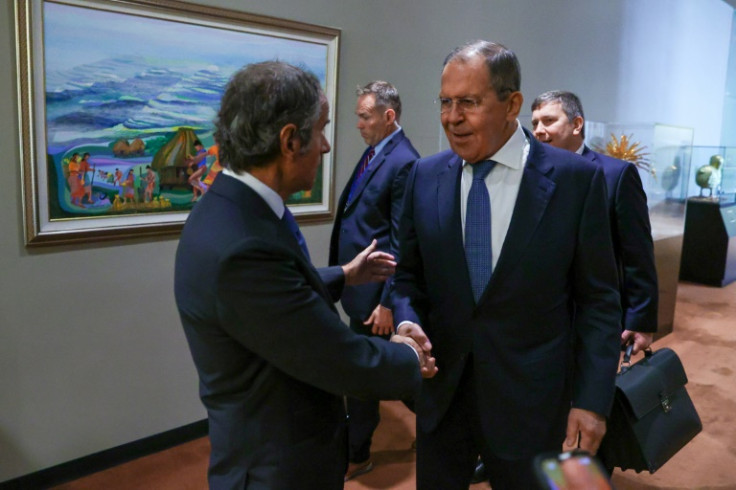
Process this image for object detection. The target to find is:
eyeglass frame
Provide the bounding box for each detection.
[434,88,514,114]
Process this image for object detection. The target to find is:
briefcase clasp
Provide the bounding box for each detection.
[660,394,672,413]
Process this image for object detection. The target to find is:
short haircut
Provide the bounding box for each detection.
[443,40,521,101]
[356,80,402,121]
[531,90,586,138]
[214,61,323,172]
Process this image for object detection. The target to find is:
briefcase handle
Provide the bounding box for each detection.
[620,344,653,374]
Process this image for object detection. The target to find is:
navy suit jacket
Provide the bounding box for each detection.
[329,129,419,322]
[392,128,622,459]
[582,146,658,333]
[174,174,421,489]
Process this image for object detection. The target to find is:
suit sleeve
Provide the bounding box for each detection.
[614,164,659,333]
[571,167,623,416]
[391,162,429,327]
[380,159,415,308]
[317,265,345,303]
[216,238,421,400]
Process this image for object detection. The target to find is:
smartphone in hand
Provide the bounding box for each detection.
[533,450,613,490]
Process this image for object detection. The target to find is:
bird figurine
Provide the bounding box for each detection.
[695,154,723,197]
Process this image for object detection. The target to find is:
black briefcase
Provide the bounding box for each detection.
[597,346,702,473]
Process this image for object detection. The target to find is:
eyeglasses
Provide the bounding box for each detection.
[435,96,483,114]
[435,89,514,114]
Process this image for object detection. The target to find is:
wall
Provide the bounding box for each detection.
[615,0,732,146]
[0,0,730,482]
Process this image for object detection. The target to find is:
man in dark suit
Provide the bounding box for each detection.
[531,90,658,354]
[391,41,622,489]
[329,81,420,480]
[174,61,436,490]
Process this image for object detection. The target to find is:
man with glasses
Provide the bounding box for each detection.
[391,41,622,489]
[329,81,420,481]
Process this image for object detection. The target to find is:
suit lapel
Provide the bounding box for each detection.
[437,153,464,240]
[210,175,330,299]
[344,131,405,213]
[434,153,472,294]
[487,133,556,290]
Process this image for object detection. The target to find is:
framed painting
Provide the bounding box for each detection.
[15,0,340,246]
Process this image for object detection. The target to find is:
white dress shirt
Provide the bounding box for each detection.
[222,167,284,219]
[460,121,529,270]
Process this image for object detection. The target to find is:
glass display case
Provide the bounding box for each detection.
[585,122,695,337]
[584,122,694,241]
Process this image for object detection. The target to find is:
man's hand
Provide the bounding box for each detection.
[564,408,607,455]
[394,322,437,378]
[391,333,438,379]
[621,330,654,355]
[364,305,393,336]
[342,239,396,286]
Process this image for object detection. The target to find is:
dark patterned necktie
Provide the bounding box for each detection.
[347,147,375,205]
[465,160,497,302]
[283,207,311,261]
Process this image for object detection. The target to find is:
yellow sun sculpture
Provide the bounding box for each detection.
[597,133,656,179]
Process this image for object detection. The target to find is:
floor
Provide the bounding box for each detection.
[52,280,736,489]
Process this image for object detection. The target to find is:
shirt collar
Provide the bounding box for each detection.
[222,167,285,218]
[372,124,402,158]
[462,120,527,170]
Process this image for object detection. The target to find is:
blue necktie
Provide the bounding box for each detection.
[283,207,311,261]
[465,160,496,302]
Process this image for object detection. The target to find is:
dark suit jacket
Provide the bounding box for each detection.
[582,146,658,333]
[174,174,421,489]
[392,128,622,460]
[329,129,420,323]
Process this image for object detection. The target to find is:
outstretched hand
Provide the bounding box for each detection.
[343,239,396,286]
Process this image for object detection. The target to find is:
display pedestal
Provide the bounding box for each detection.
[679,198,736,287]
[653,234,683,339]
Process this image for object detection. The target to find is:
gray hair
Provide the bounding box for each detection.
[531,90,586,139]
[356,80,402,121]
[214,61,323,171]
[443,40,520,102]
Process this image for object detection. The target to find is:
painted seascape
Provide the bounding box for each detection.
[43,1,328,219]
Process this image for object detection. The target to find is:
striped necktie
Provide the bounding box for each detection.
[347,147,375,205]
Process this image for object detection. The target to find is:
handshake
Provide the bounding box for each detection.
[391,322,438,379]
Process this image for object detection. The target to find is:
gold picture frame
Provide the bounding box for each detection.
[16,0,340,246]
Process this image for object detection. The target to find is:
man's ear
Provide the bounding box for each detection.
[279,123,300,156]
[506,91,524,120]
[572,116,584,136]
[384,108,396,125]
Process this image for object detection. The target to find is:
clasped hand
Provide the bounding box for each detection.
[391,322,438,379]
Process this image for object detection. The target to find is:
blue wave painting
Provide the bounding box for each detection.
[43,1,328,218]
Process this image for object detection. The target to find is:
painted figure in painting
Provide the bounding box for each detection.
[144,165,157,203]
[79,153,95,205]
[201,139,223,188]
[186,139,209,201]
[122,169,136,204]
